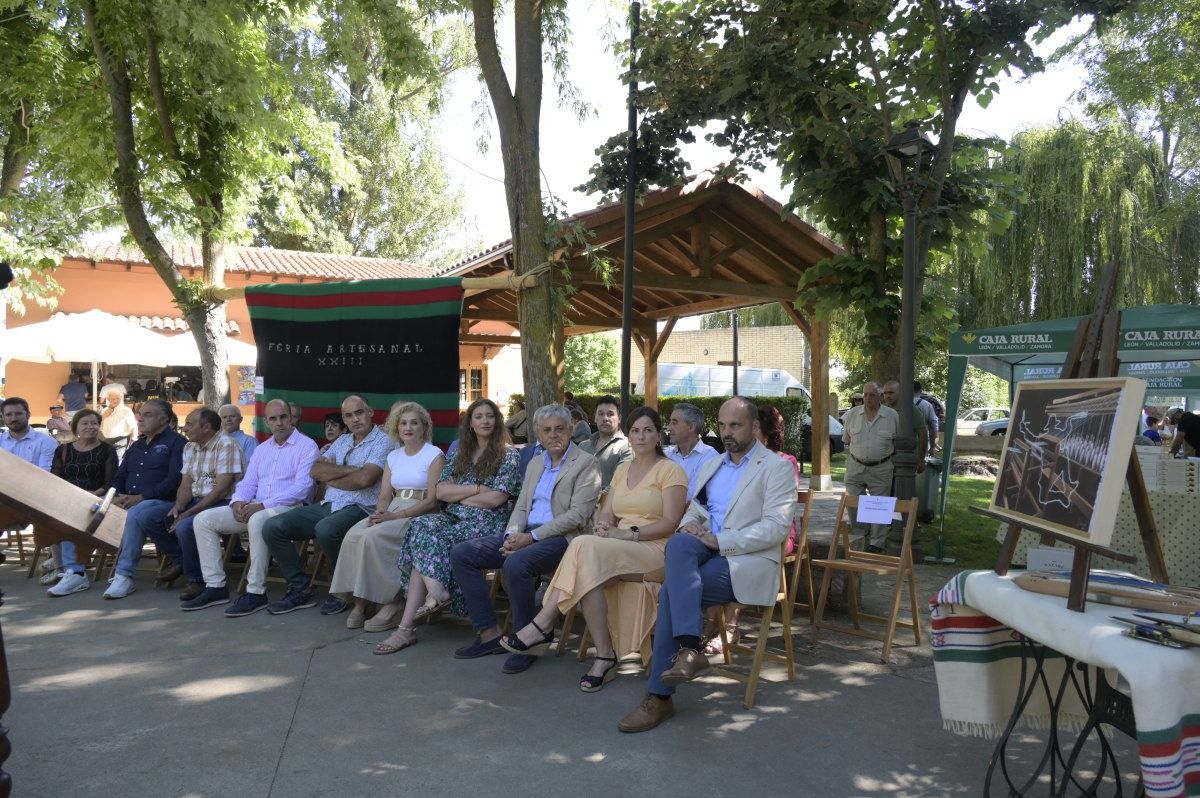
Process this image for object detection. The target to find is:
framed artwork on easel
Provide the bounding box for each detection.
[990,377,1147,548]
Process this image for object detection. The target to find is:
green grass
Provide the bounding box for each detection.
[823,453,1000,569]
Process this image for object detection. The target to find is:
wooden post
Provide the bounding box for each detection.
[809,317,831,490]
[638,324,659,409]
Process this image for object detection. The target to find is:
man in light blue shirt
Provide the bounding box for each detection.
[1,397,58,470]
[219,404,257,468]
[664,403,718,500]
[450,404,600,671]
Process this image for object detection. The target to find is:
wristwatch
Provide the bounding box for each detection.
[630,525,640,541]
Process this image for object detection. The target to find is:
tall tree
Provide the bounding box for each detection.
[467,0,572,411]
[250,15,474,264]
[80,0,314,406]
[0,1,116,312]
[955,121,1200,326]
[583,0,1122,377]
[563,332,619,393]
[1069,0,1200,185]
[15,1,451,405]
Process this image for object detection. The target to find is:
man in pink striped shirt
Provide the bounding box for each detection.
[186,399,319,614]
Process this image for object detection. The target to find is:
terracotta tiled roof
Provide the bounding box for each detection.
[79,242,430,281]
[118,314,241,336]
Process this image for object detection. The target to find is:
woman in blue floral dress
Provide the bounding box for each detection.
[375,398,521,654]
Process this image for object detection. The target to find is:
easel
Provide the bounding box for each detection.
[972,262,1169,612]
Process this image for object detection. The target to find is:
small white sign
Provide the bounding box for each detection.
[254,376,264,395]
[857,495,898,525]
[1027,545,1073,573]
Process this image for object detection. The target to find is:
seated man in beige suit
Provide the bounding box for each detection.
[450,404,601,674]
[618,396,795,732]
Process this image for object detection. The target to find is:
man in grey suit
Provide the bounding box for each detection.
[450,404,601,673]
[618,396,795,733]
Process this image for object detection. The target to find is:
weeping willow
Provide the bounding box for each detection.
[956,121,1200,327]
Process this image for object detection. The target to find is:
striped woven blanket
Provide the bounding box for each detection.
[245,278,464,446]
[931,570,1200,798]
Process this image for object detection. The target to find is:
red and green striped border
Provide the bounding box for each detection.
[245,279,463,322]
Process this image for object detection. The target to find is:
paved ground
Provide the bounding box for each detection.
[0,491,1136,797]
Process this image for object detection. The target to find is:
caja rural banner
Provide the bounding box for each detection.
[245,278,465,447]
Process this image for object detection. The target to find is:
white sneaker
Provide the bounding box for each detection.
[40,558,60,573]
[39,570,64,586]
[47,571,90,597]
[103,574,136,600]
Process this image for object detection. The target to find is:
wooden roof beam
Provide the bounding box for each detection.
[776,299,813,337]
[460,333,520,345]
[643,295,767,320]
[462,307,631,328]
[705,212,803,282]
[564,264,796,301]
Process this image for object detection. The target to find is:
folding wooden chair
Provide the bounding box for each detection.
[556,575,659,665]
[221,532,249,583]
[786,490,816,622]
[810,495,922,663]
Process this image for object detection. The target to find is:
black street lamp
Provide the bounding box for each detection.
[884,123,936,551]
[619,1,641,419]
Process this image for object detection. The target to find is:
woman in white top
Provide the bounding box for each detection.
[330,401,444,631]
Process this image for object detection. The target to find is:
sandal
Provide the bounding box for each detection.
[413,595,451,624]
[579,655,619,693]
[373,625,418,655]
[364,604,402,632]
[499,618,555,657]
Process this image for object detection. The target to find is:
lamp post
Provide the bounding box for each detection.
[884,123,936,553]
[618,1,640,419]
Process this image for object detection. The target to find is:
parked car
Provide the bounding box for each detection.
[956,407,1009,437]
[975,416,1010,436]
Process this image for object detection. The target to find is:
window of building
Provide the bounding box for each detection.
[469,368,483,401]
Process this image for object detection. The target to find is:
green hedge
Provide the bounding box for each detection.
[509,393,812,458]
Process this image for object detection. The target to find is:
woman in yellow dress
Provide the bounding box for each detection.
[501,406,687,691]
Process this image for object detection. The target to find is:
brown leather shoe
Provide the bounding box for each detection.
[659,647,710,686]
[179,582,205,601]
[618,693,674,733]
[157,563,184,587]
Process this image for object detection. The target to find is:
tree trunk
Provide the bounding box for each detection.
[86,1,229,409]
[0,104,32,198]
[470,0,560,412]
[198,230,230,407]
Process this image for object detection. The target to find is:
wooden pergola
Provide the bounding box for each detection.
[443,173,845,486]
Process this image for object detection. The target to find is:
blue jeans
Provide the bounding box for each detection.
[646,534,736,697]
[450,532,569,633]
[260,503,368,592]
[115,499,178,578]
[174,499,229,585]
[61,540,85,575]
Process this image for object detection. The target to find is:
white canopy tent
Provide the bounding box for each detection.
[2,309,261,405]
[159,332,259,367]
[1,310,175,406]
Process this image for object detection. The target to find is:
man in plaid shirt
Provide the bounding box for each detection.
[168,407,245,601]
